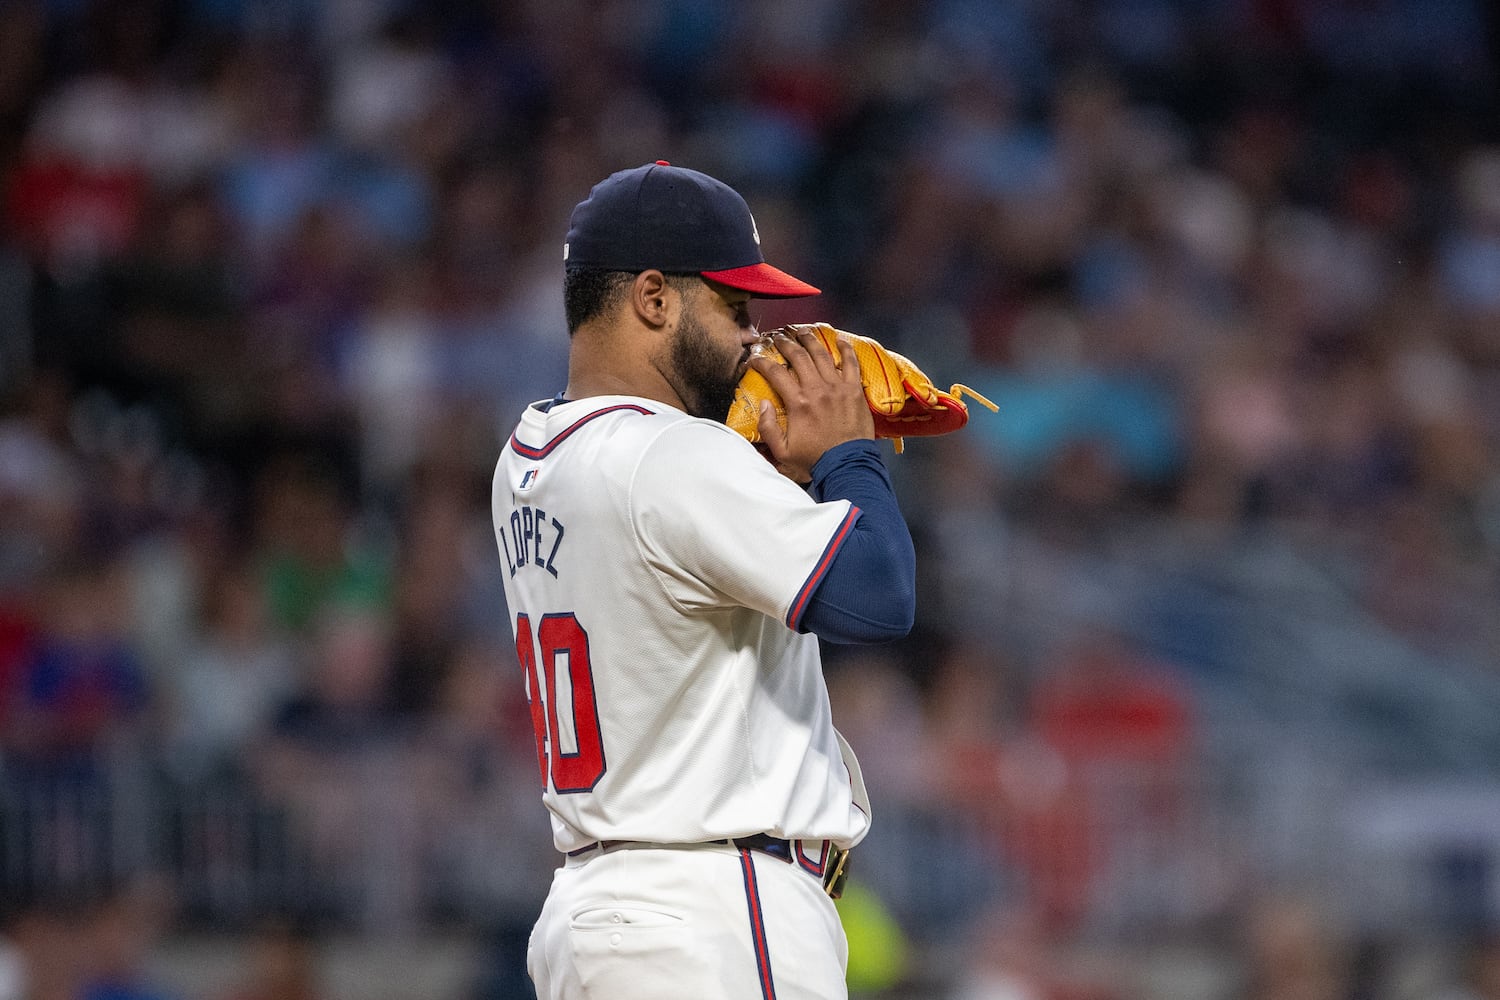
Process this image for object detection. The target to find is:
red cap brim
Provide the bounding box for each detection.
[701,263,821,299]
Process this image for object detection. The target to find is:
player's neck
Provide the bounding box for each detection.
[563,376,685,412]
[566,328,686,411]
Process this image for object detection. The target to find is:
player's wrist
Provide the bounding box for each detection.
[809,438,884,490]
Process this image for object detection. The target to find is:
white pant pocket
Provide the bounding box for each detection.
[569,904,685,931]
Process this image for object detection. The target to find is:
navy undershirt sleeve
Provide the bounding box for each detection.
[797,439,916,644]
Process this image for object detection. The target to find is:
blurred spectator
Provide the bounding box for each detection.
[1438,929,1500,1000]
[0,556,151,903]
[217,919,327,1000]
[1234,895,1353,1000]
[78,878,180,1000]
[251,455,391,634]
[0,601,37,739]
[257,601,402,772]
[247,206,376,430]
[3,558,150,762]
[252,601,420,930]
[417,638,551,1000]
[217,45,338,264]
[1026,633,1196,928]
[418,636,553,910]
[162,561,297,786]
[825,647,930,806]
[340,262,444,499]
[1439,149,1500,328]
[0,893,90,1000]
[1029,631,1193,779]
[949,908,1051,1000]
[385,468,490,715]
[0,371,83,589]
[891,641,1030,938]
[110,180,245,414]
[949,905,1125,1000]
[923,643,1096,937]
[6,74,149,279]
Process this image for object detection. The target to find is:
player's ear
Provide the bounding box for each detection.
[631,270,678,329]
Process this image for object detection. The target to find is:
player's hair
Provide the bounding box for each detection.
[563,269,700,334]
[564,269,632,334]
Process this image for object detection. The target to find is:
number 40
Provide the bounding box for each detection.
[514,612,607,793]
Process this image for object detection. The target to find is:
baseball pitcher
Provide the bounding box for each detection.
[494,162,917,1000]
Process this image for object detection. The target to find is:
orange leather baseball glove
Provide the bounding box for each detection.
[727,323,997,453]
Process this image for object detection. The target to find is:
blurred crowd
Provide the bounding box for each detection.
[2,0,1499,998]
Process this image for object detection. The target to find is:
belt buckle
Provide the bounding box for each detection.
[822,844,850,899]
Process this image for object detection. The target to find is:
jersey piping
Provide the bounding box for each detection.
[509,403,655,459]
[785,505,862,630]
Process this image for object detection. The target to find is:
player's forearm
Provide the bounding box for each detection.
[800,440,916,643]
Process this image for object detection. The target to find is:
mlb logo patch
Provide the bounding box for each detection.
[518,468,540,491]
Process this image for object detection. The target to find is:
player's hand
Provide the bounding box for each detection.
[749,328,875,483]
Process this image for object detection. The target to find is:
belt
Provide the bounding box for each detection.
[565,834,851,899]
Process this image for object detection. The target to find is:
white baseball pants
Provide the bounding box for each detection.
[527,842,848,999]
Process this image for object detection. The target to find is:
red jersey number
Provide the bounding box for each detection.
[514,612,606,793]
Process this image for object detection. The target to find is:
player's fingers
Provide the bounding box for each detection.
[756,398,778,441]
[756,399,788,460]
[769,329,819,386]
[748,353,798,398]
[835,332,863,386]
[791,327,842,382]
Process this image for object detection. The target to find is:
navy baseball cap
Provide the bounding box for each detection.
[564,161,820,298]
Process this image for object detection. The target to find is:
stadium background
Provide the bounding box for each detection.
[2,0,1500,997]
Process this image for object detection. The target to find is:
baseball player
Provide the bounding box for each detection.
[493,161,916,1000]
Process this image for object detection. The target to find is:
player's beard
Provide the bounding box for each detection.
[670,308,743,423]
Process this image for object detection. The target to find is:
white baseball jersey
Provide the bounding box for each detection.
[492,394,873,855]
